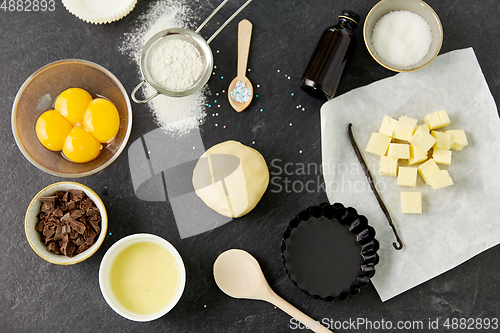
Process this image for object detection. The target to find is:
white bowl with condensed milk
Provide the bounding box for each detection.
[99,233,186,321]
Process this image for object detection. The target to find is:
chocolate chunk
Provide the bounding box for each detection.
[89,219,100,233]
[59,234,68,249]
[74,236,86,247]
[61,212,71,224]
[39,196,57,209]
[61,225,71,234]
[75,245,89,255]
[86,207,99,217]
[71,209,85,219]
[85,229,98,246]
[47,242,60,255]
[47,214,58,224]
[69,219,86,234]
[53,219,63,228]
[35,220,45,232]
[81,198,92,212]
[44,237,56,246]
[69,230,79,240]
[40,203,52,213]
[53,208,63,218]
[62,191,70,203]
[60,236,75,257]
[54,227,63,241]
[43,225,55,238]
[68,190,84,202]
[65,201,76,211]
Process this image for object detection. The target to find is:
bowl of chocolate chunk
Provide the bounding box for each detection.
[25,181,107,265]
[281,203,379,301]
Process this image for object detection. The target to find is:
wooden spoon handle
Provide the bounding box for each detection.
[237,19,252,77]
[268,293,333,333]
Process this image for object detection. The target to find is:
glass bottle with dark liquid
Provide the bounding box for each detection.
[300,10,360,100]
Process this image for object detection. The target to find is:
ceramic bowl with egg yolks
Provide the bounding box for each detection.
[12,59,132,177]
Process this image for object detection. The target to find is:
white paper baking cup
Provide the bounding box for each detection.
[62,0,137,24]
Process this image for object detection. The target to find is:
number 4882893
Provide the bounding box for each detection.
[0,0,56,12]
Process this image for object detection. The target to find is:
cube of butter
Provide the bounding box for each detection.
[431,131,451,150]
[379,116,396,137]
[410,127,437,152]
[387,143,410,159]
[432,148,452,165]
[401,192,422,214]
[397,167,418,187]
[365,132,391,156]
[429,170,453,189]
[408,145,428,165]
[398,116,418,127]
[424,110,451,130]
[445,129,468,151]
[415,123,430,133]
[379,156,398,177]
[393,117,416,141]
[417,158,440,185]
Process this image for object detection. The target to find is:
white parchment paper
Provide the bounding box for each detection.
[320,48,500,302]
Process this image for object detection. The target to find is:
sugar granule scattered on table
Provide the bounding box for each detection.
[230,80,252,103]
[119,0,207,136]
[372,10,432,68]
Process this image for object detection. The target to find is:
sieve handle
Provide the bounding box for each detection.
[131,80,160,104]
[196,0,253,45]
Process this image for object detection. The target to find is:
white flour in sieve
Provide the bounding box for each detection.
[119,0,208,136]
[148,38,204,92]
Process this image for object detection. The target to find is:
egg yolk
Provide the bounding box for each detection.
[83,98,120,143]
[55,88,93,126]
[63,127,102,163]
[35,110,73,151]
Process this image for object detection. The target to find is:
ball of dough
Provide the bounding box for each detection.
[192,140,269,218]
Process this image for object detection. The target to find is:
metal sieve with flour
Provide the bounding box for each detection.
[132,0,252,103]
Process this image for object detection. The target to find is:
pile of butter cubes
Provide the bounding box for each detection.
[365,110,468,214]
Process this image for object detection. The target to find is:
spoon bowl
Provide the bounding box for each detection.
[213,249,333,333]
[228,19,253,112]
[228,76,253,112]
[213,249,270,299]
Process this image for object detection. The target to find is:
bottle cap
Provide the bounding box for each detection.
[338,10,360,26]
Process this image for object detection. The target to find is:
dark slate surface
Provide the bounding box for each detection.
[1,0,499,332]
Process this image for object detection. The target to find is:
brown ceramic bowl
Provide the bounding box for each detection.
[11,59,132,177]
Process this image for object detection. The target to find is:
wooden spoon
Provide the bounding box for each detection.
[213,249,333,333]
[228,19,253,112]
